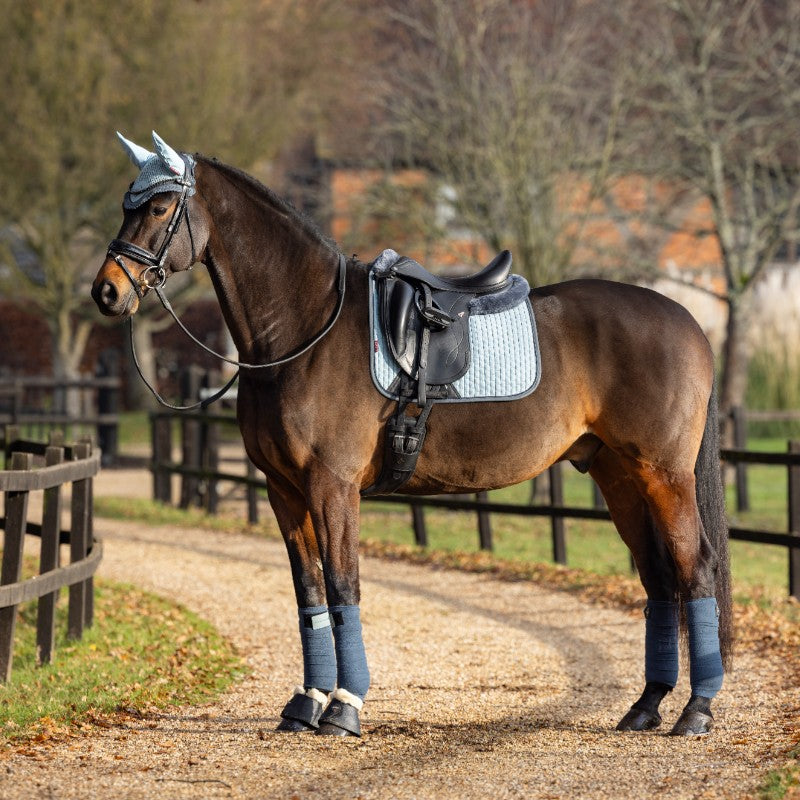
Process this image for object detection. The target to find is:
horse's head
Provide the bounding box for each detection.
[91,131,209,317]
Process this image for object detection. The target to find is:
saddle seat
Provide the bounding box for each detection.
[377,250,514,391]
[388,249,512,293]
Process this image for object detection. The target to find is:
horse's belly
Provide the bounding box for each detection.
[403,396,581,494]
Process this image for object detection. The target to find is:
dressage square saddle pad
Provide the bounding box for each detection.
[368,251,541,403]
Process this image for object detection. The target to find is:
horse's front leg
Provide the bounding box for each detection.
[267,480,338,734]
[305,464,369,737]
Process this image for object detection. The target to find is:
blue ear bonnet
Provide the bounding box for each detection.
[123,153,196,210]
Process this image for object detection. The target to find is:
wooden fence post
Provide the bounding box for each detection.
[37,446,64,665]
[476,491,493,551]
[549,463,567,565]
[180,368,204,508]
[788,440,800,600]
[9,382,21,427]
[3,424,20,467]
[732,406,750,512]
[528,472,549,504]
[180,417,202,508]
[412,504,428,547]
[86,442,95,629]
[246,459,259,524]
[205,413,220,514]
[0,452,32,681]
[68,442,91,639]
[96,352,120,466]
[151,414,173,504]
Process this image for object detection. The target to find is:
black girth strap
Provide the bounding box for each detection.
[362,375,435,496]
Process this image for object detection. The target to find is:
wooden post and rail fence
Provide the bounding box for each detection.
[149,407,800,599]
[0,372,121,465]
[0,426,103,681]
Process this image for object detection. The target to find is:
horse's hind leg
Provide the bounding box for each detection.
[634,465,724,736]
[589,448,679,732]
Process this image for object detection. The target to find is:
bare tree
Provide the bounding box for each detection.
[0,0,360,387]
[368,0,628,285]
[620,0,800,430]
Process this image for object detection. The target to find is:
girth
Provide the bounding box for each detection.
[363,250,514,496]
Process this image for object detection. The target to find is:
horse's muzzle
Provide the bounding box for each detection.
[91,267,138,318]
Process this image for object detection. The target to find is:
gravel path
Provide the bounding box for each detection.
[0,470,796,799]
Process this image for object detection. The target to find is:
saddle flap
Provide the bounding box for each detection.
[423,290,471,382]
[383,277,419,374]
[379,276,472,385]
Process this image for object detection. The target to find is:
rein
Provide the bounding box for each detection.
[120,246,348,411]
[107,156,348,411]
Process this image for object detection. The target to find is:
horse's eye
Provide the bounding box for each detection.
[151,205,168,217]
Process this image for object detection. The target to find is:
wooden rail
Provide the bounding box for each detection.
[0,426,103,680]
[0,375,121,465]
[149,411,800,599]
[727,405,800,512]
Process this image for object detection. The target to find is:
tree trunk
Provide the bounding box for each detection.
[51,313,91,418]
[126,317,160,411]
[719,295,752,447]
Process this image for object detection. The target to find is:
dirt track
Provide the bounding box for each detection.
[0,468,797,799]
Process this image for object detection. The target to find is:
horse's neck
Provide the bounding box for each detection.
[198,163,339,364]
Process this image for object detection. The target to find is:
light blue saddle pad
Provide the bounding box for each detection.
[368,268,541,403]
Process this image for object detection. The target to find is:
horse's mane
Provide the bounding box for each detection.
[196,154,338,252]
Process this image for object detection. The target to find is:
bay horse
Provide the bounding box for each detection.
[92,132,731,738]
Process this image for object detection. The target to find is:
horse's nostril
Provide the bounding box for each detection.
[100,280,118,307]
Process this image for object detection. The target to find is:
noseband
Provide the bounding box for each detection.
[106,183,194,299]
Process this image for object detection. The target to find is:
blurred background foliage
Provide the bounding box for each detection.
[0,0,799,430]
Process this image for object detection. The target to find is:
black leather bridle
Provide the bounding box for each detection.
[105,182,348,410]
[107,182,194,298]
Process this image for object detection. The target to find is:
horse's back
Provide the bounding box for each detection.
[532,278,713,383]
[531,278,714,466]
[533,278,709,341]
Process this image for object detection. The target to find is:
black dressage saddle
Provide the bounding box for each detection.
[365,250,514,496]
[378,250,513,401]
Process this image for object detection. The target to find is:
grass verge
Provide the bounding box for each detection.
[760,754,800,800]
[0,579,246,748]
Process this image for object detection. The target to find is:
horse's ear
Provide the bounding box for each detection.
[116,132,154,169]
[151,131,185,177]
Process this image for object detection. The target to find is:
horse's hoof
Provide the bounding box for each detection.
[277,690,324,732]
[276,717,316,733]
[616,706,662,732]
[316,699,362,737]
[316,721,358,737]
[669,709,713,737]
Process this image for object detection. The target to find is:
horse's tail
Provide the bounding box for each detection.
[694,378,733,667]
